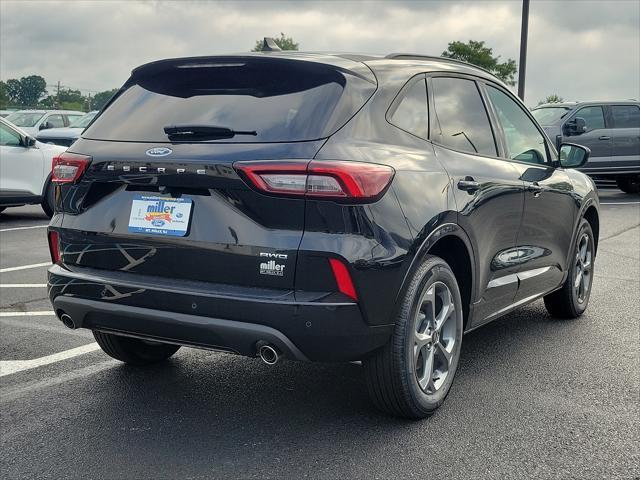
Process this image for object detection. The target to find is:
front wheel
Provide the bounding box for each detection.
[544,219,595,318]
[363,255,464,419]
[616,175,640,194]
[93,331,180,365]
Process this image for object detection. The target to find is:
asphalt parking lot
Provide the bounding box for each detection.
[1,189,638,480]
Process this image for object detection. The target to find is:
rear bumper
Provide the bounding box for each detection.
[48,264,392,362]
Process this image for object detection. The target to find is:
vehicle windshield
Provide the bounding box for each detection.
[5,111,45,127]
[83,58,376,143]
[69,111,98,128]
[531,107,571,126]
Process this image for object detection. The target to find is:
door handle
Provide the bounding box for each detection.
[528,182,543,197]
[457,176,480,193]
[598,136,611,140]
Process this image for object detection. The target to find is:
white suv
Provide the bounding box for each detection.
[0,118,66,217]
[4,110,84,137]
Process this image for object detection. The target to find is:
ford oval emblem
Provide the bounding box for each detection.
[146,147,172,157]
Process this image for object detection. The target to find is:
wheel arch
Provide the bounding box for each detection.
[397,223,476,330]
[583,204,599,254]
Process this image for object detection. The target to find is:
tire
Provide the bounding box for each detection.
[616,175,640,194]
[544,219,595,318]
[41,180,55,218]
[93,331,180,365]
[363,255,464,419]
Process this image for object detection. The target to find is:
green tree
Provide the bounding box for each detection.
[5,75,47,107]
[0,81,9,108]
[442,40,517,86]
[90,88,119,110]
[56,88,85,111]
[252,33,299,52]
[537,94,564,106]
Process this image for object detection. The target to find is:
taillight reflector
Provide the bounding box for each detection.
[234,160,394,202]
[329,258,357,301]
[48,230,61,264]
[52,152,91,183]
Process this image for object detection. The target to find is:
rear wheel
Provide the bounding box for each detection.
[363,255,463,419]
[544,219,595,318]
[93,331,180,365]
[616,175,640,194]
[41,180,55,218]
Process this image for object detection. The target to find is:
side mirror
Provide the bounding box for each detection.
[21,135,36,148]
[39,122,51,131]
[559,143,590,169]
[565,116,587,135]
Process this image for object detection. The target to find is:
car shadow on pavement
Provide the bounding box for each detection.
[20,301,593,478]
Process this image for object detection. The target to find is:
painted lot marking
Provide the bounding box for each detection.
[0,262,50,273]
[0,284,47,288]
[601,201,640,205]
[0,343,101,377]
[0,311,55,317]
[0,225,48,232]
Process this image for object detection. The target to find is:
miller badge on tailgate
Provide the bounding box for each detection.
[128,195,192,237]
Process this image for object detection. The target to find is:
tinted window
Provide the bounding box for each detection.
[46,114,65,128]
[389,79,428,139]
[84,59,375,143]
[431,77,496,156]
[574,106,605,131]
[487,86,547,164]
[611,105,640,128]
[0,123,21,146]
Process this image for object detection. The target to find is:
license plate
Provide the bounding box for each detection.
[128,195,192,237]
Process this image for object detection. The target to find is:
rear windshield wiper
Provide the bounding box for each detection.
[163,124,257,140]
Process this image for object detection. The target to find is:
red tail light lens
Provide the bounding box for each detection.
[329,258,357,301]
[52,152,91,183]
[234,160,394,202]
[48,230,61,264]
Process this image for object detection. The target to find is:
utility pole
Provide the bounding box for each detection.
[517,0,530,101]
[56,80,61,109]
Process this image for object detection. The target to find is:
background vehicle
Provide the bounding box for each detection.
[532,101,640,193]
[0,117,66,216]
[48,52,599,418]
[0,110,14,118]
[4,109,84,137]
[36,110,99,147]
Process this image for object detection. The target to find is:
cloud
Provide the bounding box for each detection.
[1,0,638,104]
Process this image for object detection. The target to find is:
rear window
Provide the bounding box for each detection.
[83,58,375,143]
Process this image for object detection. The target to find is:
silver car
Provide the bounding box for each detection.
[4,109,85,137]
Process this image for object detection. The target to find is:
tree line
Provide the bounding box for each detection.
[0,76,118,112]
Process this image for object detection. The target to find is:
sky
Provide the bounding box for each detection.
[1,0,639,106]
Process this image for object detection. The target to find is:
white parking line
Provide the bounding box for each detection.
[0,311,55,317]
[0,343,101,377]
[0,225,48,232]
[0,284,47,288]
[0,262,50,273]
[601,201,640,205]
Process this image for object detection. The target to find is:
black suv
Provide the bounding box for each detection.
[47,52,599,418]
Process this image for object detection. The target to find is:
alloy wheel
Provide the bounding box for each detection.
[574,232,593,304]
[413,281,457,394]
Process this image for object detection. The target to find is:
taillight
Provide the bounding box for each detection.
[48,230,61,264]
[234,160,395,202]
[328,258,357,301]
[52,152,91,183]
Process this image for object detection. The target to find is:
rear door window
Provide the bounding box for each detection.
[83,58,376,143]
[431,77,497,156]
[611,105,640,128]
[573,106,605,131]
[389,78,428,139]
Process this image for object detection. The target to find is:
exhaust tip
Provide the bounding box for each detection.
[60,313,77,329]
[259,345,280,365]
